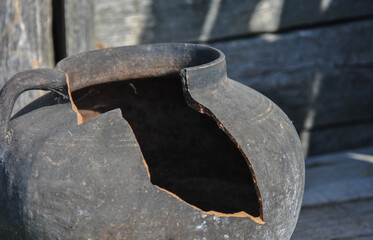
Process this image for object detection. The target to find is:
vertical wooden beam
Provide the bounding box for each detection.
[64,0,94,56]
[0,0,54,114]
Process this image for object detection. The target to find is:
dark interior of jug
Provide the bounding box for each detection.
[71,73,261,218]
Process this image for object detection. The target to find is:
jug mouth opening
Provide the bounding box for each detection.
[58,43,225,93]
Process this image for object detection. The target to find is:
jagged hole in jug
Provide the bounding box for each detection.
[71,74,261,219]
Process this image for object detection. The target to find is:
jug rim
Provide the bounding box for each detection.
[56,43,227,93]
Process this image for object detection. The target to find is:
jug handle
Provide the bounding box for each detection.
[0,68,67,143]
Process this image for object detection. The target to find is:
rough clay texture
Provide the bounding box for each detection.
[0,44,304,239]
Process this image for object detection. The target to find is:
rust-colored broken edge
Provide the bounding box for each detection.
[180,70,265,224]
[65,70,264,224]
[65,73,84,125]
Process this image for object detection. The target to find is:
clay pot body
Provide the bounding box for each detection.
[0,44,304,239]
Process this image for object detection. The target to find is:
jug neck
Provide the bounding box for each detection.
[57,43,227,93]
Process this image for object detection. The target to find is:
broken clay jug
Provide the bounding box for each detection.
[0,43,304,239]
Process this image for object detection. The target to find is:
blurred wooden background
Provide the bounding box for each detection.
[1,0,372,156]
[1,1,373,238]
[0,0,54,114]
[64,0,373,157]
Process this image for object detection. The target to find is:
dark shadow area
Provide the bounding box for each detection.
[0,161,26,239]
[52,0,66,63]
[71,74,260,217]
[278,0,373,31]
[11,92,69,120]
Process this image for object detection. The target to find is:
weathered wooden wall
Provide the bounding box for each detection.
[0,0,54,114]
[65,0,373,50]
[292,147,373,239]
[63,0,373,156]
[212,20,373,155]
[64,0,94,56]
[1,0,372,156]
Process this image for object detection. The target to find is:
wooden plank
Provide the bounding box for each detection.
[292,198,373,240]
[305,123,373,156]
[93,0,153,48]
[65,0,373,47]
[64,0,94,55]
[293,147,373,239]
[212,20,373,132]
[0,0,54,114]
[303,147,373,206]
